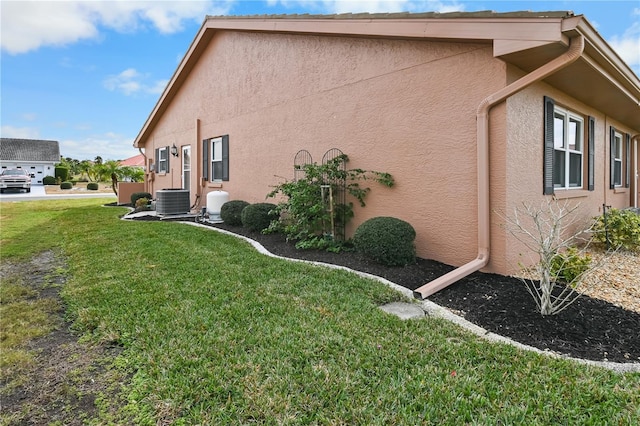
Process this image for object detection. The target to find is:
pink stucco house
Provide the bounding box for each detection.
[133,11,639,297]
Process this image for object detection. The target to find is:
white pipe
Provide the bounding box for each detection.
[414,35,585,299]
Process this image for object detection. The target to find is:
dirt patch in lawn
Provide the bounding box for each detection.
[0,251,130,425]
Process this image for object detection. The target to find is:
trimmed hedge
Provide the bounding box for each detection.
[55,166,69,182]
[42,176,56,185]
[220,200,249,226]
[87,182,99,191]
[353,216,416,266]
[131,192,153,206]
[241,203,278,232]
[60,181,73,190]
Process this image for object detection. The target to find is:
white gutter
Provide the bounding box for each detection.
[414,35,585,299]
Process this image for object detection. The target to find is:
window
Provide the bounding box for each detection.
[543,96,592,194]
[155,146,169,173]
[610,127,631,189]
[611,131,623,187]
[211,137,223,180]
[202,135,229,182]
[552,107,584,188]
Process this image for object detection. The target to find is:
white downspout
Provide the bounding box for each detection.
[414,35,585,299]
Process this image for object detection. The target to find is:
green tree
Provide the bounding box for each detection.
[95,160,125,195]
[119,166,144,183]
[79,160,93,181]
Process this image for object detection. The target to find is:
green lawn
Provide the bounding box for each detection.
[1,199,639,424]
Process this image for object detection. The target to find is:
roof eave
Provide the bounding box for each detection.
[133,13,640,147]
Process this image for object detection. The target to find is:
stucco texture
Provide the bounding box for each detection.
[143,31,509,270]
[144,28,635,275]
[502,79,638,275]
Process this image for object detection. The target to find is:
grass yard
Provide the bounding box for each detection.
[1,199,639,424]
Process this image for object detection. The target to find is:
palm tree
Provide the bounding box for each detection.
[97,160,125,195]
[79,160,93,181]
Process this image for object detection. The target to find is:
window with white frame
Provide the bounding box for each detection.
[158,147,168,173]
[552,106,584,189]
[611,130,623,187]
[543,96,594,195]
[202,135,229,182]
[210,137,223,181]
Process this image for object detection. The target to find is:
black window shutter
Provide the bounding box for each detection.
[222,135,229,181]
[543,96,555,195]
[165,146,170,171]
[610,127,616,189]
[154,148,159,173]
[202,139,209,180]
[588,116,595,191]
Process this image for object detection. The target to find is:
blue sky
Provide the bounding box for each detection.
[1,1,639,161]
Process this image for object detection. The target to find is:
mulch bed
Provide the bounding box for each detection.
[129,214,640,364]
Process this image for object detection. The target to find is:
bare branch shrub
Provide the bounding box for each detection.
[500,199,608,316]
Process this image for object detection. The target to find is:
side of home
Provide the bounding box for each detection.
[133,12,640,282]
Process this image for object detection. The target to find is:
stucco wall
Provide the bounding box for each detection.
[142,30,510,270]
[118,182,145,205]
[503,76,638,275]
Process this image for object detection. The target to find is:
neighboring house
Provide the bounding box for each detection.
[133,11,640,295]
[120,153,146,170]
[0,138,60,185]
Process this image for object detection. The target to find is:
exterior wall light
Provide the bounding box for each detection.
[171,144,179,157]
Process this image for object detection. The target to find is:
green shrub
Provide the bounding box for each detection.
[60,181,73,190]
[86,182,99,191]
[241,203,278,232]
[42,176,56,185]
[353,217,416,266]
[220,200,249,226]
[592,208,640,251]
[55,166,69,182]
[550,247,591,285]
[267,154,394,250]
[131,192,153,206]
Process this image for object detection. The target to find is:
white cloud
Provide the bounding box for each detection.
[103,68,166,96]
[59,133,138,161]
[0,125,40,139]
[149,79,170,94]
[0,0,235,54]
[609,21,640,76]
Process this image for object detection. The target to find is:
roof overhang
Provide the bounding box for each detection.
[134,12,640,148]
[496,16,640,131]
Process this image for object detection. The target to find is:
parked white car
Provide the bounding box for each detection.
[0,169,32,193]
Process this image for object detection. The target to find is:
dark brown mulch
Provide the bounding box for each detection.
[131,214,640,364]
